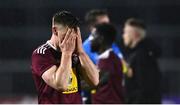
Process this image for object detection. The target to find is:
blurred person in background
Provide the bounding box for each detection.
[91,23,124,104]
[82,9,124,103]
[84,9,130,76]
[122,18,162,104]
[83,9,123,64]
[31,11,99,104]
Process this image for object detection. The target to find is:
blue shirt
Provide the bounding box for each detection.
[83,35,123,64]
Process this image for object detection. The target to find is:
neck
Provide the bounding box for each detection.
[49,34,59,49]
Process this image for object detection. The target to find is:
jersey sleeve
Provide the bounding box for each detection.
[31,52,56,77]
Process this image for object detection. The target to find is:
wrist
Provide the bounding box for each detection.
[62,51,73,56]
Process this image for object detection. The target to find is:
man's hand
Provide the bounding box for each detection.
[59,29,76,54]
[76,27,84,54]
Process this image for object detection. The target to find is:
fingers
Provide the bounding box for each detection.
[61,29,72,45]
[76,27,82,42]
[62,27,80,43]
[61,28,76,45]
[66,30,76,51]
[77,27,80,35]
[59,27,78,53]
[76,27,82,40]
[69,29,77,44]
[71,35,76,45]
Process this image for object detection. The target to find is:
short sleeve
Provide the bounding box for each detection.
[31,53,56,77]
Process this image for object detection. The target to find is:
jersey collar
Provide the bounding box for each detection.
[98,48,112,59]
[46,40,57,51]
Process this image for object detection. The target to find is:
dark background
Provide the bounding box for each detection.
[0,0,179,103]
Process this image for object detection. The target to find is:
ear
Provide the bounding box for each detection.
[52,27,58,36]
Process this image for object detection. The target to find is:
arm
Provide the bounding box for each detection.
[42,52,72,91]
[76,27,99,87]
[42,29,76,91]
[78,52,99,86]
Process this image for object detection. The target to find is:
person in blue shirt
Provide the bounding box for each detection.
[83,9,123,64]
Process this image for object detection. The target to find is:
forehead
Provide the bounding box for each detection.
[96,15,110,24]
[55,24,68,30]
[124,25,139,31]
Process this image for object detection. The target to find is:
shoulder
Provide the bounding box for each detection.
[98,51,115,69]
[112,43,118,48]
[83,38,90,47]
[31,43,54,62]
[112,43,123,58]
[83,35,93,47]
[109,51,122,65]
[112,43,119,52]
[31,43,56,71]
[33,43,52,55]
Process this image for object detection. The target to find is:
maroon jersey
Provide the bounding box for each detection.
[92,49,124,104]
[31,41,82,104]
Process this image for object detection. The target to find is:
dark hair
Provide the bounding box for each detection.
[125,18,146,29]
[95,23,117,46]
[85,9,108,27]
[53,11,80,28]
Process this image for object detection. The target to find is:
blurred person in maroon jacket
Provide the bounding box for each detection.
[90,23,124,104]
[122,18,162,104]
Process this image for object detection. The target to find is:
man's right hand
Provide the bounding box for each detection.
[59,29,76,54]
[42,28,77,92]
